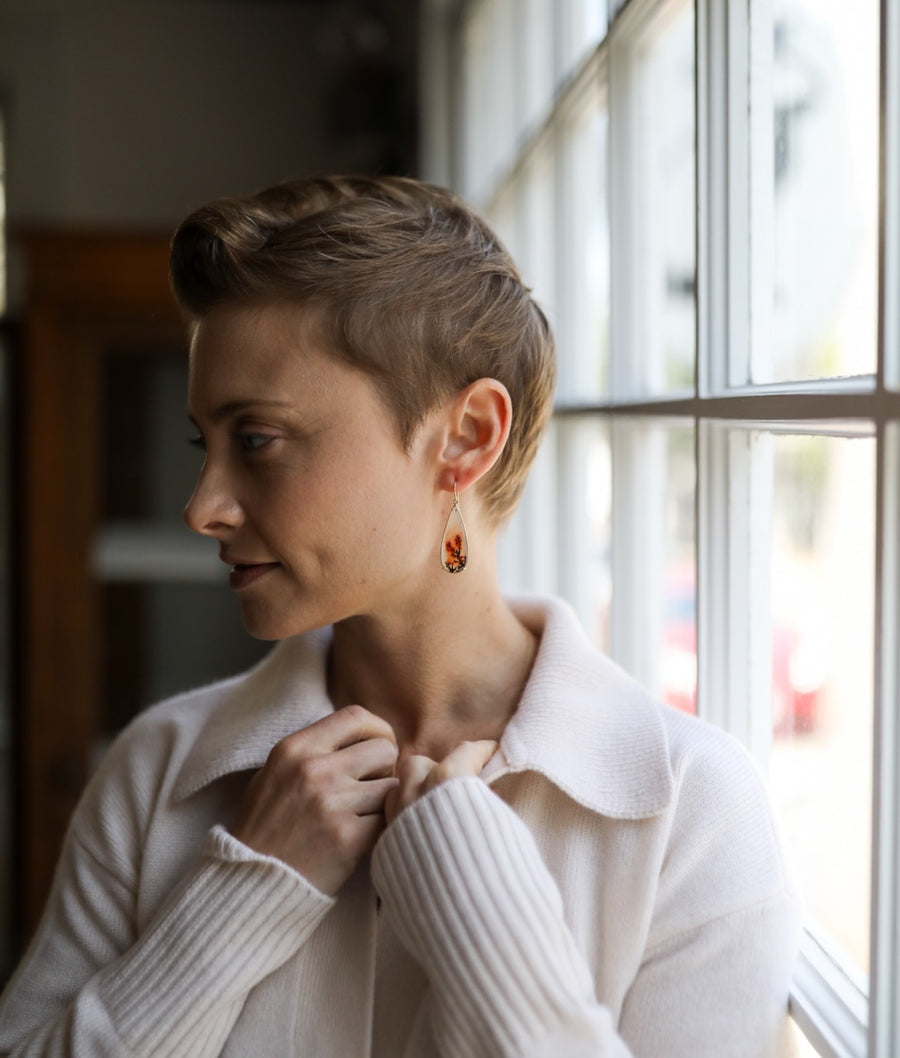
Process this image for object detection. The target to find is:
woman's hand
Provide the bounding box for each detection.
[384,740,497,825]
[231,704,399,895]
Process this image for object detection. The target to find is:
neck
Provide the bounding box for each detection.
[327,581,537,760]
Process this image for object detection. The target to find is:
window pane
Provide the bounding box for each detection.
[658,424,697,713]
[517,0,554,138]
[756,0,879,382]
[784,1017,821,1057]
[556,0,607,77]
[557,416,612,653]
[768,433,875,978]
[486,190,520,301]
[460,0,515,202]
[611,420,696,710]
[557,98,610,402]
[631,0,696,394]
[516,148,557,333]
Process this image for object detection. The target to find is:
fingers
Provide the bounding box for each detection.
[277,703,397,760]
[385,754,435,824]
[423,740,498,792]
[385,740,499,825]
[355,776,401,816]
[235,698,501,885]
[336,736,400,781]
[230,705,399,895]
[398,754,437,788]
[329,704,398,751]
[398,753,437,805]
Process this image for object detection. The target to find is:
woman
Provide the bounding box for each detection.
[0,175,801,1056]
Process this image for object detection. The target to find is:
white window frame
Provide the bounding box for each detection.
[420,0,900,1053]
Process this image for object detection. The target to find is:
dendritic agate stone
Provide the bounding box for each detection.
[441,503,468,573]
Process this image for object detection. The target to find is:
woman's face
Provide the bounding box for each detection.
[185,300,440,640]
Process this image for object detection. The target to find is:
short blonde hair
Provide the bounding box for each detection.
[170,175,556,524]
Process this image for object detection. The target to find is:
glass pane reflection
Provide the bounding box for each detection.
[762,0,879,381]
[557,417,613,654]
[768,433,874,977]
[658,424,697,713]
[557,102,609,403]
[608,420,696,711]
[633,0,696,394]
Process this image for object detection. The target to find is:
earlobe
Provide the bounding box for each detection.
[438,378,512,492]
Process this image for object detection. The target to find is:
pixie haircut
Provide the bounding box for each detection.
[169,175,556,525]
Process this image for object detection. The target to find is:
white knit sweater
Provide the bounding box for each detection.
[0,597,802,1056]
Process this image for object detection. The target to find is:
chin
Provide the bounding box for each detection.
[238,598,332,642]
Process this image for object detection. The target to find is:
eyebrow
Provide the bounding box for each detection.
[188,399,296,426]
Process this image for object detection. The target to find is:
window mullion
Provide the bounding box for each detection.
[747,0,774,386]
[870,423,900,1057]
[697,0,752,395]
[696,422,732,724]
[696,0,726,396]
[870,3,900,1047]
[725,0,752,389]
[885,0,900,393]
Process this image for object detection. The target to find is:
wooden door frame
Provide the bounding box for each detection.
[15,232,182,936]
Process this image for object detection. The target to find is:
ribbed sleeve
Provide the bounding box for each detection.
[371,778,630,1058]
[3,827,335,1058]
[102,825,334,1054]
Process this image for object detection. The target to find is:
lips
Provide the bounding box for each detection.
[223,557,280,590]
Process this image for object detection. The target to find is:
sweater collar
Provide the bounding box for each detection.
[173,596,673,819]
[483,596,674,818]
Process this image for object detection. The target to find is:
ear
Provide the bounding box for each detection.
[436,378,512,494]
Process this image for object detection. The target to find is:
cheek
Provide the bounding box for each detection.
[247,444,423,558]
[241,476,307,545]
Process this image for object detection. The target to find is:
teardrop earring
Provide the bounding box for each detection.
[440,481,469,574]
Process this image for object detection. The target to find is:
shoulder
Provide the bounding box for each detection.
[661,706,776,839]
[652,706,799,928]
[98,668,253,781]
[71,668,257,849]
[509,596,800,939]
[119,668,250,752]
[513,594,789,858]
[78,628,333,833]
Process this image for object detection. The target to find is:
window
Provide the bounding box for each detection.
[420,0,900,1053]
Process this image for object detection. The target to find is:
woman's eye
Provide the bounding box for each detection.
[238,432,273,452]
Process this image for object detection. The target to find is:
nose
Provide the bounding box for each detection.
[183,463,243,538]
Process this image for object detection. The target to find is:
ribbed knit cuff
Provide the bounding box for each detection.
[372,777,614,1058]
[101,825,335,1056]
